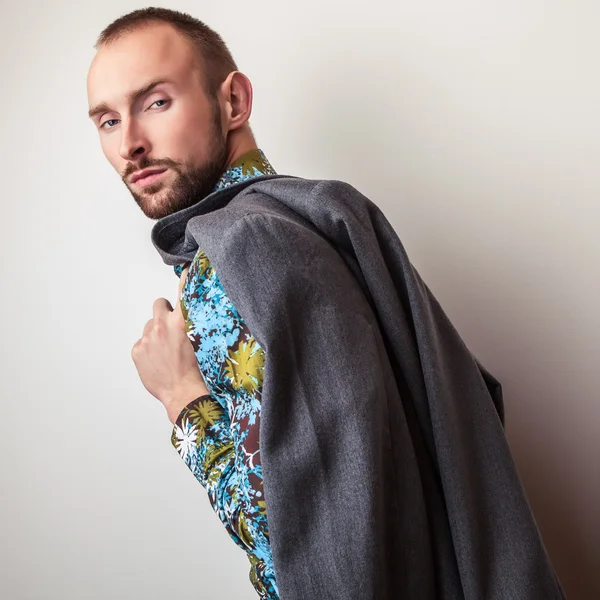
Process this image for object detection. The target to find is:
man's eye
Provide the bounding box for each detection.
[100,119,119,130]
[99,100,169,130]
[149,99,169,109]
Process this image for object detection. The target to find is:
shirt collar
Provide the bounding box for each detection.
[212,148,277,192]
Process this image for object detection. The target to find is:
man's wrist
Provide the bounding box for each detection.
[165,384,210,424]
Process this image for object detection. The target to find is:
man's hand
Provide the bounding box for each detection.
[131,266,209,424]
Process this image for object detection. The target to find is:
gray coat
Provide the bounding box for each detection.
[151,174,566,600]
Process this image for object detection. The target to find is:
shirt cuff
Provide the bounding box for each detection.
[173,393,213,428]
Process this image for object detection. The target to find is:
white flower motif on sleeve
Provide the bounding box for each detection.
[172,419,198,462]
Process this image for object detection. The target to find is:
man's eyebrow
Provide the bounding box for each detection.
[88,78,175,120]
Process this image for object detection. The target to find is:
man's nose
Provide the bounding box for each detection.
[119,119,149,161]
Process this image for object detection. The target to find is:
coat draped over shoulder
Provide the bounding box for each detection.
[152,174,566,600]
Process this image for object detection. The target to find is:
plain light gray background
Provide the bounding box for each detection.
[1,1,598,599]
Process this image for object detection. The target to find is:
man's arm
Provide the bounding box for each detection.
[170,393,279,598]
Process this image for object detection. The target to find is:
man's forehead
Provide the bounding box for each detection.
[93,29,188,70]
[87,27,197,107]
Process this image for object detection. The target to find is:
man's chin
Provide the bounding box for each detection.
[130,188,173,220]
[126,163,225,219]
[140,191,208,220]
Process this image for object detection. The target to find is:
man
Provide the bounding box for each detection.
[87,7,567,600]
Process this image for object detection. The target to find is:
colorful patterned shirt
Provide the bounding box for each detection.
[170,149,280,599]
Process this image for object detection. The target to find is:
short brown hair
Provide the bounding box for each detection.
[94,7,239,101]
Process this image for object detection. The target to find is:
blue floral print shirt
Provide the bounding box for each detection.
[170,149,280,599]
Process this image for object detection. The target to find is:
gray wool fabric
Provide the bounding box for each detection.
[151,174,566,600]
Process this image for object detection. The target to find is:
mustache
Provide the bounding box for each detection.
[123,158,179,180]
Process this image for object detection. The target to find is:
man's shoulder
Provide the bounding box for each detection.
[234,175,358,207]
[222,175,362,232]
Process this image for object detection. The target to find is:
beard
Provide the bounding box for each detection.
[124,105,229,221]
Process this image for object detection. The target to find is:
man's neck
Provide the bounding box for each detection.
[224,126,258,167]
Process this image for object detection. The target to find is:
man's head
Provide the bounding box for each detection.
[87,8,257,220]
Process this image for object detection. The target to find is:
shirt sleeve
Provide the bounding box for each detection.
[170,395,240,542]
[170,396,279,599]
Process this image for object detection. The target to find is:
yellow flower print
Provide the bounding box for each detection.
[225,338,265,393]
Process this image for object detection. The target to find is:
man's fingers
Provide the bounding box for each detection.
[143,318,154,337]
[153,297,173,319]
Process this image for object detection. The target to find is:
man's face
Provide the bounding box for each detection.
[86,23,229,220]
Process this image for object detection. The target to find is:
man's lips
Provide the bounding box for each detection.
[131,168,168,187]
